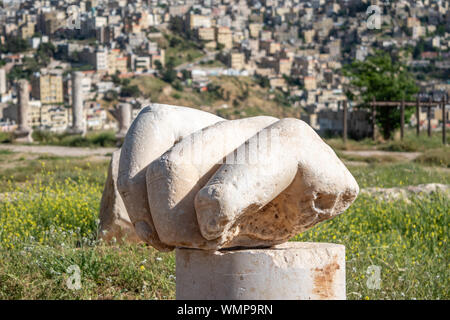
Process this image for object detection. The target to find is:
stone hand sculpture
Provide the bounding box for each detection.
[101,103,359,251]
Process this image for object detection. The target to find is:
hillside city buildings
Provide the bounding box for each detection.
[0,0,449,137]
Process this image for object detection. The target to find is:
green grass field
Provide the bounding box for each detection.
[0,150,448,300]
[326,129,447,152]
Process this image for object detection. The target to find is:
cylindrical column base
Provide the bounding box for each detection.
[14,129,33,143]
[176,242,345,300]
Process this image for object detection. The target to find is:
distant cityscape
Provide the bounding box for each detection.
[0,0,449,140]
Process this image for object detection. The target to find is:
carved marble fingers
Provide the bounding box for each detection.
[117,104,224,251]
[117,104,359,251]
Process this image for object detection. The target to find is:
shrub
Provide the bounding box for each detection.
[0,132,12,143]
[59,135,90,147]
[32,130,117,148]
[414,148,450,168]
[32,130,60,144]
[89,132,116,147]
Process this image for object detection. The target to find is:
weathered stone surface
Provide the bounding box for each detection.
[146,116,278,249]
[115,104,359,251]
[98,149,140,242]
[176,242,346,300]
[195,118,359,249]
[361,183,449,202]
[117,104,224,251]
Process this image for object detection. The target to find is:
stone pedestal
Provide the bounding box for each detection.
[176,242,345,300]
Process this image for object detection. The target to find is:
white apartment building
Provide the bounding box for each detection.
[95,49,109,71]
[0,68,7,94]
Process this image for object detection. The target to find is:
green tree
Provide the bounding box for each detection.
[1,37,30,53]
[111,72,121,85]
[435,25,445,36]
[181,69,191,80]
[413,39,426,59]
[256,75,270,88]
[161,57,177,84]
[7,56,40,81]
[173,80,183,91]
[154,60,163,72]
[217,43,225,52]
[169,17,185,35]
[36,42,56,66]
[120,85,140,98]
[344,51,419,139]
[162,68,177,83]
[104,89,119,101]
